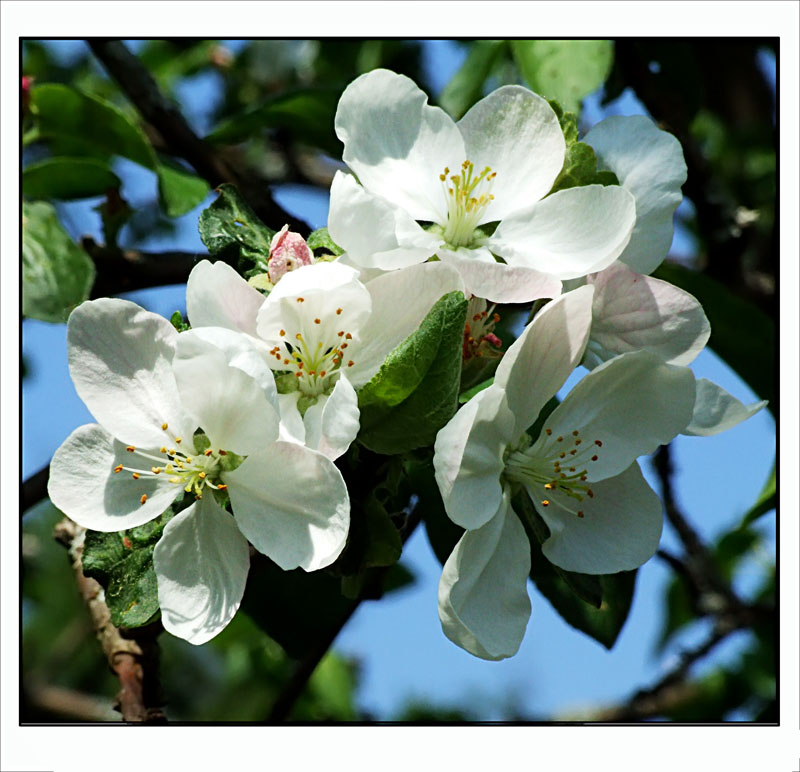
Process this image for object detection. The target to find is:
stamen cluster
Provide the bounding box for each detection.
[440,160,496,247]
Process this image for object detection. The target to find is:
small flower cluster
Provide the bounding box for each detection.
[49,69,765,654]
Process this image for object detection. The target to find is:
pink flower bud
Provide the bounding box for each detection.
[268,225,314,283]
[22,76,33,113]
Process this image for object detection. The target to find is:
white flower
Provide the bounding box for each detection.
[186,258,465,459]
[432,287,698,659]
[48,298,350,644]
[328,69,637,303]
[584,115,687,275]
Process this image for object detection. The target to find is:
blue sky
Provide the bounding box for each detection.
[22,39,776,720]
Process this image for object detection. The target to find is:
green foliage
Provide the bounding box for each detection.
[306,226,344,257]
[22,200,95,323]
[357,291,468,454]
[739,463,776,529]
[512,40,614,113]
[22,157,121,200]
[170,310,191,332]
[198,183,276,273]
[438,40,507,118]
[29,83,208,216]
[82,506,178,628]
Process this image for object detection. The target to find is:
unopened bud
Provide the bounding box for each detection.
[268,225,313,283]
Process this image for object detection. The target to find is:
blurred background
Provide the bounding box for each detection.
[21,39,776,722]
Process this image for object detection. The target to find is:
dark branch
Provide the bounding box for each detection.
[22,464,50,515]
[86,39,309,234]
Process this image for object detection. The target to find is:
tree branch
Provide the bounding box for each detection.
[86,39,309,234]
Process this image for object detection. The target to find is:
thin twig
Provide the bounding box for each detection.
[53,518,166,723]
[22,464,50,515]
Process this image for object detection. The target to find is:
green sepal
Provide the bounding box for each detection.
[306,227,344,257]
[170,310,190,332]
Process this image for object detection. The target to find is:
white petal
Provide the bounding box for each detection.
[277,391,306,444]
[488,185,636,280]
[348,261,466,386]
[439,490,531,660]
[302,376,360,460]
[533,351,696,482]
[225,441,350,571]
[153,496,250,645]
[173,334,280,454]
[583,262,710,369]
[584,115,687,275]
[683,378,768,436]
[458,85,565,221]
[327,172,442,271]
[48,423,181,532]
[433,385,516,530]
[186,260,266,337]
[437,248,561,304]
[534,462,663,574]
[67,298,195,448]
[335,69,464,222]
[494,285,594,437]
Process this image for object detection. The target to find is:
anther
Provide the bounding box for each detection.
[152,467,162,474]
[140,494,147,505]
[557,436,563,442]
[577,511,585,518]
[314,318,321,324]
[345,333,353,340]
[572,430,579,436]
[175,437,182,444]
[591,455,598,462]
[114,465,123,473]
[544,483,554,490]
[162,422,169,430]
[126,446,136,452]
[296,297,305,303]
[541,500,550,507]
[198,472,206,479]
[587,489,595,498]
[218,484,228,491]
[131,472,140,480]
[280,329,286,336]
[545,429,552,435]
[204,449,213,456]
[559,452,566,459]
[160,446,167,454]
[348,360,354,367]
[336,308,343,315]
[219,450,227,455]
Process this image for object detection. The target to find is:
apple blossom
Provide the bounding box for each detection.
[328,69,637,303]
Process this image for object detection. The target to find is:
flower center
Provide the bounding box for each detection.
[268,301,356,397]
[463,296,503,361]
[440,160,496,248]
[113,425,241,504]
[504,427,605,519]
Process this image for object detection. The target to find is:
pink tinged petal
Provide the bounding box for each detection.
[47,423,181,532]
[153,496,250,645]
[458,85,566,221]
[583,263,710,369]
[533,462,662,574]
[225,441,350,571]
[328,172,442,271]
[437,247,561,304]
[186,260,266,337]
[268,226,313,283]
[302,376,360,460]
[67,298,195,448]
[533,350,696,482]
[682,378,768,437]
[584,115,687,275]
[434,385,516,530]
[173,334,280,455]
[335,69,465,222]
[348,261,466,386]
[494,285,594,437]
[438,490,531,660]
[488,185,637,280]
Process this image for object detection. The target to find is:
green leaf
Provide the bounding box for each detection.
[306,227,344,257]
[739,462,776,529]
[22,157,121,200]
[206,87,341,154]
[653,262,775,411]
[357,291,468,454]
[30,83,208,218]
[22,200,95,323]
[511,40,614,113]
[82,507,176,628]
[198,183,275,271]
[458,377,494,404]
[438,40,507,119]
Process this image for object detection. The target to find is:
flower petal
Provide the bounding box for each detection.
[67,298,195,448]
[583,262,710,369]
[328,171,442,271]
[494,285,594,437]
[584,115,687,275]
[153,496,250,645]
[437,248,561,304]
[335,69,465,222]
[433,385,516,530]
[488,184,636,280]
[225,441,350,571]
[48,423,180,531]
[173,334,280,454]
[438,490,531,660]
[458,85,565,221]
[533,461,662,574]
[302,376,360,460]
[533,350,696,482]
[682,378,768,436]
[186,259,266,337]
[348,261,466,386]
[277,391,306,444]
